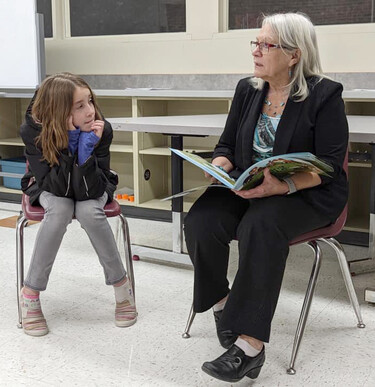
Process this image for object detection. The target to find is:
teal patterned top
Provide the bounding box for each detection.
[252,113,281,163]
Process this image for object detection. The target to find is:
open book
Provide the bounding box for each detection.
[162,149,333,200]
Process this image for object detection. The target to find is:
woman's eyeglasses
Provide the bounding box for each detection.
[250,41,288,54]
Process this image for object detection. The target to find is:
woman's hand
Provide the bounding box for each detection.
[232,168,289,199]
[91,120,104,139]
[204,169,222,184]
[204,171,219,184]
[204,156,234,184]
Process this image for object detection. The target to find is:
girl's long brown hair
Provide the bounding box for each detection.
[32,72,102,166]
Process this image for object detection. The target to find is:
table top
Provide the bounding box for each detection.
[347,115,375,143]
[1,88,375,100]
[94,89,234,99]
[0,89,234,99]
[109,113,375,143]
[342,89,375,100]
[108,114,227,136]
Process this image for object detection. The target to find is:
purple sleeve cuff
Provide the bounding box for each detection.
[78,131,100,166]
[68,128,81,155]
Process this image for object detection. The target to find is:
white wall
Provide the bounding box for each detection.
[0,0,41,88]
[45,0,375,75]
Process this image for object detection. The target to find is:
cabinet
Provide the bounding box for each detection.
[0,90,231,210]
[1,89,375,247]
[344,90,375,243]
[78,90,232,214]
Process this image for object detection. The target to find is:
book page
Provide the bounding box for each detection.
[161,184,229,201]
[234,152,333,190]
[170,149,236,188]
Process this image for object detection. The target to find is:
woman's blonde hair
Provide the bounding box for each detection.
[253,12,324,101]
[32,72,102,166]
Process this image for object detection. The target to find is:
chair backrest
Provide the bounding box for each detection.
[290,150,348,246]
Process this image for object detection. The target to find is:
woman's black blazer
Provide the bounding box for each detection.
[213,76,349,222]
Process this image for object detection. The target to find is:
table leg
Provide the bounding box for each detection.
[369,143,375,259]
[171,135,183,254]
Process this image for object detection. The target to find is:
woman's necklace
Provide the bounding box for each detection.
[263,91,289,117]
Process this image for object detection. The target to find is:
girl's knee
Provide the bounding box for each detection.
[44,201,74,224]
[75,201,105,225]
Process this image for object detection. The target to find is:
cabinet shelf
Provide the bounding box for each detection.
[0,139,133,153]
[344,218,369,233]
[0,137,24,146]
[112,198,136,206]
[348,161,371,168]
[0,186,22,194]
[138,196,197,212]
[110,142,133,153]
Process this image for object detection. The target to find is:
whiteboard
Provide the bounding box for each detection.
[0,0,44,89]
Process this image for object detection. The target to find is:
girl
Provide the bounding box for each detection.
[19,72,136,336]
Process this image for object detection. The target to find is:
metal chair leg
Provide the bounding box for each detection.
[114,215,121,249]
[119,213,136,298]
[182,302,196,338]
[16,212,28,328]
[287,240,322,375]
[322,238,366,329]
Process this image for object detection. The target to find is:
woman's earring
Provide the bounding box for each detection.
[288,68,293,78]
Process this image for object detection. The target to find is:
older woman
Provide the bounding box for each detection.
[184,12,348,382]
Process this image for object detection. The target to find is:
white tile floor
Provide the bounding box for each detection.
[1,201,375,387]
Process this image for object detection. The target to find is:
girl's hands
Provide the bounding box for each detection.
[69,116,104,138]
[232,168,289,199]
[67,115,76,131]
[91,120,104,138]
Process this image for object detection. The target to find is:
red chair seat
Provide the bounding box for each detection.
[290,204,347,246]
[22,194,121,222]
[21,194,44,222]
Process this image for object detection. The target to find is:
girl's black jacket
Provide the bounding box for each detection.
[20,99,118,206]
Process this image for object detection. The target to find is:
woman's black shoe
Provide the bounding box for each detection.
[214,310,238,349]
[201,344,265,383]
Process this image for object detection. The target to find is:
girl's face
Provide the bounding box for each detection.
[71,86,96,132]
